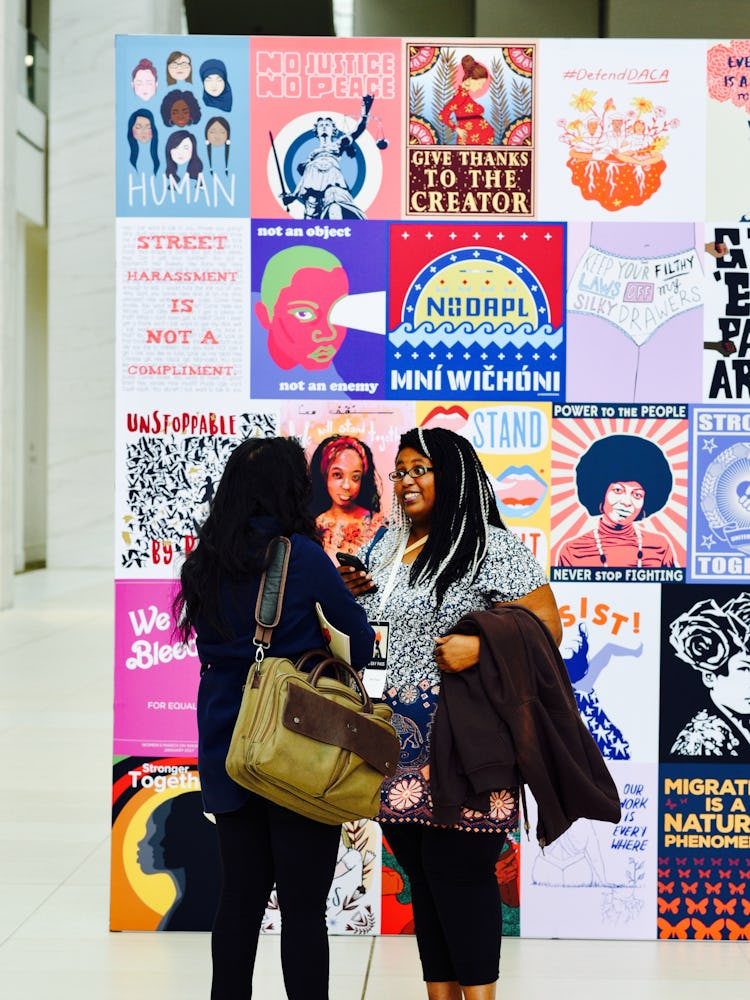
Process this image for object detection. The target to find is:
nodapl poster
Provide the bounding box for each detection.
[406,41,534,218]
[536,38,706,221]
[706,41,750,221]
[116,35,249,217]
[250,220,387,399]
[116,218,250,395]
[387,222,565,400]
[566,223,704,403]
[116,404,278,576]
[688,406,750,582]
[520,761,658,940]
[249,36,402,220]
[658,764,750,941]
[703,225,750,402]
[550,403,688,583]
[415,401,552,567]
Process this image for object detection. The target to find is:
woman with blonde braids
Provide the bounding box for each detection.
[340,426,561,1000]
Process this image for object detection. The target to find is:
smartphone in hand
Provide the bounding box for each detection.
[335,551,378,592]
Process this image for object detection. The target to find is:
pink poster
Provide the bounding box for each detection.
[114,580,200,757]
[250,37,402,220]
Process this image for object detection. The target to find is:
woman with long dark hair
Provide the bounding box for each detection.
[341,426,561,1000]
[309,434,384,558]
[174,435,374,1000]
[165,130,203,183]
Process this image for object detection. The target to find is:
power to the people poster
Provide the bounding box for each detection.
[115,33,750,942]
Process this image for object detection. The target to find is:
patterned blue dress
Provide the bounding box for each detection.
[357,526,547,833]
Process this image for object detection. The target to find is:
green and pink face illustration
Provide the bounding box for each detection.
[255,264,349,371]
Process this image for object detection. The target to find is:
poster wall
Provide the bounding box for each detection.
[115,34,750,941]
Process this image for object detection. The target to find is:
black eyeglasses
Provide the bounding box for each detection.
[388,465,434,482]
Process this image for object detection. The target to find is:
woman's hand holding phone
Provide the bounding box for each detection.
[335,552,378,594]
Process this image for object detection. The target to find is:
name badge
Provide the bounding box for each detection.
[363,620,389,699]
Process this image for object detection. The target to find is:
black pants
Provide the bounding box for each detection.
[384,823,506,987]
[211,793,341,1000]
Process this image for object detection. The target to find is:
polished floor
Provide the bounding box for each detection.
[1,568,748,998]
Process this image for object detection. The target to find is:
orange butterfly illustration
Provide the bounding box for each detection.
[739,869,750,879]
[691,918,725,940]
[714,898,736,915]
[698,869,711,879]
[725,919,750,941]
[741,899,750,916]
[658,880,675,894]
[685,898,708,915]
[719,869,731,879]
[658,897,681,914]
[657,917,690,939]
[729,882,746,895]
[678,868,691,878]
[657,867,671,878]
[705,882,721,894]
[681,881,698,895]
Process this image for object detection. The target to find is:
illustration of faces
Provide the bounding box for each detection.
[131,113,153,144]
[205,118,229,147]
[170,135,194,165]
[165,131,203,181]
[200,59,233,111]
[160,90,202,129]
[166,51,192,84]
[204,73,226,99]
[704,650,750,718]
[255,247,349,371]
[601,481,646,528]
[131,59,157,101]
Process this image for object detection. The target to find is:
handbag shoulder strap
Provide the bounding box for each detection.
[254,536,291,649]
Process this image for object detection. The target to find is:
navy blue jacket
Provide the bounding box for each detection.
[195,526,375,814]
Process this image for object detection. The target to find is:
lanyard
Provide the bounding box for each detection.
[376,533,428,616]
[377,531,409,617]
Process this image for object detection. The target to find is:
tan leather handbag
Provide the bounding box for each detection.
[225,537,399,825]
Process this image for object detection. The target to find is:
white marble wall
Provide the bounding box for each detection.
[46,0,182,571]
[0,0,19,607]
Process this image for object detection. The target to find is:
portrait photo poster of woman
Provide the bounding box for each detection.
[280,399,415,559]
